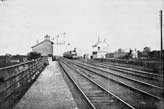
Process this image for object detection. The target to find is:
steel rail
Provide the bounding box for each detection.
[75,60,164,90]
[94,60,163,77]
[65,59,164,101]
[59,62,96,109]
[88,61,164,80]
[61,60,135,109]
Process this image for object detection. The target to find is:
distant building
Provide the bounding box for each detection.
[113,48,127,58]
[105,53,114,58]
[91,38,110,58]
[132,49,138,59]
[143,47,151,55]
[141,47,151,59]
[31,35,54,57]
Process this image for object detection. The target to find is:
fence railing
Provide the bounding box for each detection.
[0,57,49,108]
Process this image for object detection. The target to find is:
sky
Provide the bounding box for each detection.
[0,0,164,55]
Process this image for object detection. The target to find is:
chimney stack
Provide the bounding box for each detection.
[44,34,50,40]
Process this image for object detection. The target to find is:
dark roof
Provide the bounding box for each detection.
[92,41,101,47]
[31,40,54,48]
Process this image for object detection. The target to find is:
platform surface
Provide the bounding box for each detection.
[14,61,78,109]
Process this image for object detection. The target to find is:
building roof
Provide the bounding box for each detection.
[92,41,101,47]
[31,40,54,48]
[92,37,101,47]
[92,39,109,48]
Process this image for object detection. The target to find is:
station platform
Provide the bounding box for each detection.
[13,61,78,109]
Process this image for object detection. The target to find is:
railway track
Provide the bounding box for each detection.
[75,60,164,99]
[87,60,164,83]
[89,59,162,74]
[90,60,163,75]
[59,60,134,109]
[61,58,164,109]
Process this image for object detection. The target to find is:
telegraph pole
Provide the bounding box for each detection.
[160,10,163,60]
[53,33,66,56]
[160,10,164,84]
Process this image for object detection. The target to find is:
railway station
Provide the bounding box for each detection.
[0,0,164,109]
[0,34,163,109]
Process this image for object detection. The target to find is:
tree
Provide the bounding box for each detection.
[27,52,41,60]
[142,47,151,59]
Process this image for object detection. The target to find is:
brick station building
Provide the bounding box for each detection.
[31,35,54,57]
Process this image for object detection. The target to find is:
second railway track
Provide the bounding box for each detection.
[60,58,164,109]
[59,60,134,109]
[74,60,164,99]
[87,60,164,83]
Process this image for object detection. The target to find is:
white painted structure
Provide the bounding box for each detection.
[132,49,138,59]
[32,35,54,57]
[92,38,110,58]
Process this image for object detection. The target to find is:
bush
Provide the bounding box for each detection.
[27,52,41,60]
